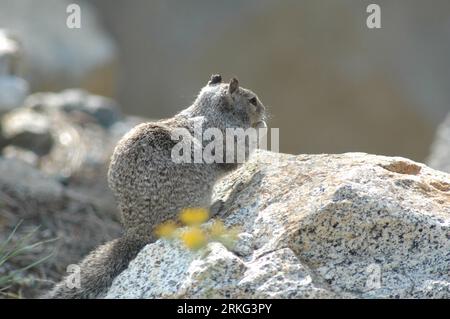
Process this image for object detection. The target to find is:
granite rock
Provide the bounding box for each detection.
[106,151,450,299]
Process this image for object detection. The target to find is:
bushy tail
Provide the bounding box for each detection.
[44,234,147,299]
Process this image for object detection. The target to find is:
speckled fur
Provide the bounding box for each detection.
[45,75,266,298]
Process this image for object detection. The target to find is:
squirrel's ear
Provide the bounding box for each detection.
[228,77,239,94]
[208,74,222,85]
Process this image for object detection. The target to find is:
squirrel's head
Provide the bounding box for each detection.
[189,74,267,129]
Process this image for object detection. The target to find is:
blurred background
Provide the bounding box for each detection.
[1,0,450,160]
[1,0,450,298]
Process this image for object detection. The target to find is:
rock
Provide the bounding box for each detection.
[1,90,146,221]
[62,90,121,128]
[2,90,128,178]
[0,29,21,76]
[106,151,450,299]
[1,108,53,155]
[0,157,63,204]
[427,112,450,173]
[0,1,117,96]
[25,89,122,128]
[0,30,29,115]
[0,76,29,114]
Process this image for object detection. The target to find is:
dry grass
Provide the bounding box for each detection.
[0,187,121,298]
[0,221,55,298]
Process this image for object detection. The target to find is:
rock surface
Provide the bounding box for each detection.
[427,112,450,173]
[107,151,450,299]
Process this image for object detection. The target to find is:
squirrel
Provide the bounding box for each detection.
[45,75,267,298]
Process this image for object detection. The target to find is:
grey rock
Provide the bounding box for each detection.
[25,90,122,128]
[106,151,450,299]
[1,91,146,217]
[0,76,29,114]
[60,89,122,128]
[0,156,63,204]
[0,29,21,76]
[1,108,53,155]
[0,30,29,115]
[3,90,127,177]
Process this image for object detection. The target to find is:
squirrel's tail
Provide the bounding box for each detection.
[44,234,147,299]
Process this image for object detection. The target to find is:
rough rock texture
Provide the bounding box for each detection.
[427,112,450,173]
[107,151,450,299]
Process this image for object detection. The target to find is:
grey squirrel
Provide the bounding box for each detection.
[45,75,267,298]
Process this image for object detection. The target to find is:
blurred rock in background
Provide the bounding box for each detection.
[0,30,28,117]
[0,0,117,97]
[2,90,132,190]
[0,87,145,297]
[90,0,450,161]
[0,21,139,297]
[427,112,450,173]
[0,86,146,297]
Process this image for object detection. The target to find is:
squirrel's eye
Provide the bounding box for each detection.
[249,97,257,106]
